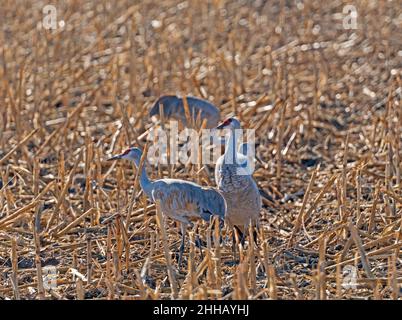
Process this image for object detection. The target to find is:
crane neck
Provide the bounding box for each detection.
[133,157,153,200]
[224,128,238,164]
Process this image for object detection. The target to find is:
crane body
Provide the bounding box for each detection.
[149,95,221,129]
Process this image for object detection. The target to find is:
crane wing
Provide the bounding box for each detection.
[151,180,225,222]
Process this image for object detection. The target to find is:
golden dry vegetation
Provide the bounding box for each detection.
[0,0,401,300]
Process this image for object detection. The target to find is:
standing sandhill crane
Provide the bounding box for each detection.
[107,147,226,267]
[214,117,262,247]
[149,95,221,129]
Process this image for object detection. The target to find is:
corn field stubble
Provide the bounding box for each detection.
[0,0,401,300]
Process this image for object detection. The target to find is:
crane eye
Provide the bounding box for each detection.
[122,148,131,155]
[223,118,232,126]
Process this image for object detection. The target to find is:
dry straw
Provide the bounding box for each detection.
[0,0,400,300]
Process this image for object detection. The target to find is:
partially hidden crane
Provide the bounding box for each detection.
[149,95,221,129]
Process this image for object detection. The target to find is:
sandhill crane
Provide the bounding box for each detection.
[149,95,260,165]
[107,147,226,267]
[214,117,262,248]
[149,95,221,129]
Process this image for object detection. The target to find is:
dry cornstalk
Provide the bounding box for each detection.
[155,200,178,299]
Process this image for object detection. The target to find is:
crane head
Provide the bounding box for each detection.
[107,147,142,161]
[215,117,241,130]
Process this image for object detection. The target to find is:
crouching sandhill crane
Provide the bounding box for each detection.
[149,95,221,129]
[214,117,262,247]
[107,147,226,267]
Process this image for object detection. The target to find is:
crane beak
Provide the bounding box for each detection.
[215,122,226,130]
[107,154,123,161]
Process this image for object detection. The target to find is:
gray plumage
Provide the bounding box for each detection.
[238,142,250,156]
[149,95,221,129]
[214,118,261,234]
[108,147,226,266]
[150,178,226,225]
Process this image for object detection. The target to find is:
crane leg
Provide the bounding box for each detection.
[234,226,245,246]
[218,219,224,244]
[195,235,204,261]
[232,231,237,260]
[193,222,204,261]
[253,228,259,246]
[178,223,186,268]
